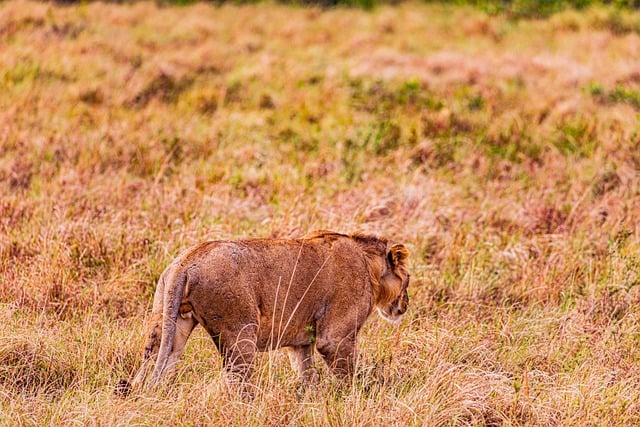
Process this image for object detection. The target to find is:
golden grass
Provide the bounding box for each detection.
[2,0,640,424]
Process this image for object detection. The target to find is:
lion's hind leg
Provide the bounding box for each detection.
[146,314,197,387]
[129,314,163,391]
[161,314,197,379]
[219,323,259,400]
[122,274,167,396]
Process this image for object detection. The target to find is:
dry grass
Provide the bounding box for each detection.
[1,0,640,425]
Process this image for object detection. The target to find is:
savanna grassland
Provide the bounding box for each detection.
[2,0,640,425]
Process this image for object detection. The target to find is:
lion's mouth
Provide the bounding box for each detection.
[376,307,402,325]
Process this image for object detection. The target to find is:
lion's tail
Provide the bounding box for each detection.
[148,268,188,386]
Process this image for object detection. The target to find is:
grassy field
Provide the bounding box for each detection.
[2,0,640,425]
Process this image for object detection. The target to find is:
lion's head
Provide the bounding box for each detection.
[350,234,410,324]
[375,244,410,324]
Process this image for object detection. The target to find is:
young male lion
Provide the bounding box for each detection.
[124,231,410,396]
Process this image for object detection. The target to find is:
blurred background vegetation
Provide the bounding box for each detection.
[54,0,640,17]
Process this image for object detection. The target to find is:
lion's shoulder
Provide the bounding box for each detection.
[302,230,348,242]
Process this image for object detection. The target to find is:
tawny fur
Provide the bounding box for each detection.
[126,231,410,396]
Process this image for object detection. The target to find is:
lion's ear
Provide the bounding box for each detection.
[387,244,409,269]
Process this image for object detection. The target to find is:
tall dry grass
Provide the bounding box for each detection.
[1,1,640,425]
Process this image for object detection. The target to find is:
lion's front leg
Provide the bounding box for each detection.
[286,345,317,385]
[315,336,355,382]
[315,309,367,386]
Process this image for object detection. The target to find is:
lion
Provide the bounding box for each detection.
[121,230,410,397]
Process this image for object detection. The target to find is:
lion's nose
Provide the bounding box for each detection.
[393,306,406,316]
